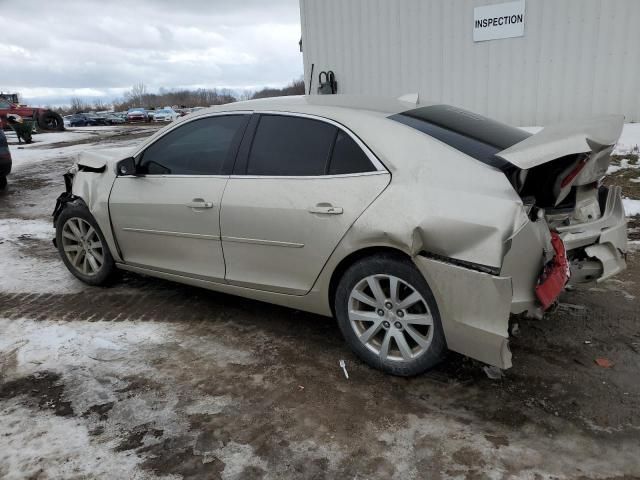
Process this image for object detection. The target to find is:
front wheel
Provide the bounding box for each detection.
[334,254,447,376]
[55,203,117,286]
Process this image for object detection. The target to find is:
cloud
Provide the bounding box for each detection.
[0,0,303,106]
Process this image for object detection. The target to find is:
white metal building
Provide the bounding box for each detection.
[299,0,640,125]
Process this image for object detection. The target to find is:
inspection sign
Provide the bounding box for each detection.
[473,0,525,42]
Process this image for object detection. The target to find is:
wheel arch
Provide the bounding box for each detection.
[328,246,412,316]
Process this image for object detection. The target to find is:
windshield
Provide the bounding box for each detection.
[388,105,530,170]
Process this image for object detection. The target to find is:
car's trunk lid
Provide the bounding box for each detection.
[496,115,624,169]
[498,115,624,206]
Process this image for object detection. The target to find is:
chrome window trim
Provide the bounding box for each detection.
[228,170,388,180]
[116,174,230,179]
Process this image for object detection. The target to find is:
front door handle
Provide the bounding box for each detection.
[186,199,214,209]
[308,204,343,215]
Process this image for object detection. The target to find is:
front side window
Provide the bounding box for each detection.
[0,100,10,109]
[246,115,337,176]
[139,115,247,175]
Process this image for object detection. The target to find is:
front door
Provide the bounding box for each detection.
[109,113,249,280]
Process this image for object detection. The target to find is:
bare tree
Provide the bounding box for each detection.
[70,97,88,113]
[93,98,107,111]
[126,82,148,107]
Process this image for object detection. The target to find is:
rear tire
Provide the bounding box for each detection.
[38,111,64,131]
[334,254,447,376]
[55,203,117,286]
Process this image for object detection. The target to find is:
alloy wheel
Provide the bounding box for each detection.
[348,274,433,362]
[61,217,105,276]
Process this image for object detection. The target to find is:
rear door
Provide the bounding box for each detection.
[109,113,249,280]
[220,113,390,295]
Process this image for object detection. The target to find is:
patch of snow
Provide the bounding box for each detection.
[0,402,165,480]
[8,139,141,171]
[0,218,84,294]
[608,158,640,174]
[207,442,267,479]
[622,198,640,217]
[613,123,640,156]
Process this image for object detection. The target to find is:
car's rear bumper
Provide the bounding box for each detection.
[414,255,513,369]
[556,186,627,283]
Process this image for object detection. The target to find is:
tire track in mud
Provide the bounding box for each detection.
[0,289,231,323]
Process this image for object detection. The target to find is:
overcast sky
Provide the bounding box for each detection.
[0,0,302,106]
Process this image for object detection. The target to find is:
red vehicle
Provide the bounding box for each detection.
[0,94,64,131]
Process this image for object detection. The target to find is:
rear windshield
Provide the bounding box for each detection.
[388,105,530,170]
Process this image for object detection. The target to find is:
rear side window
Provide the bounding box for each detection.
[247,115,336,176]
[328,131,375,175]
[139,115,247,175]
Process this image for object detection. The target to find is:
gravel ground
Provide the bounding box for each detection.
[0,126,638,479]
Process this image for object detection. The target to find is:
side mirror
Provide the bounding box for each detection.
[116,156,137,176]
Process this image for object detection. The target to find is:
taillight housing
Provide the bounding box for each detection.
[560,154,589,188]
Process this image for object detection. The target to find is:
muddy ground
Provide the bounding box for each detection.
[0,126,638,479]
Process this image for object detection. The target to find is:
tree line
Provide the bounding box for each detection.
[64,78,305,114]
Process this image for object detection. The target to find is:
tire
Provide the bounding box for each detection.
[334,254,447,376]
[55,202,117,286]
[38,111,64,131]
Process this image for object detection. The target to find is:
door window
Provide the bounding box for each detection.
[139,115,247,175]
[246,115,336,176]
[244,114,377,176]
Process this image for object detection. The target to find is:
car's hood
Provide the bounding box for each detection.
[77,147,134,170]
[496,114,624,170]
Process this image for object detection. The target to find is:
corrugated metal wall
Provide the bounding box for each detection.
[299,0,640,125]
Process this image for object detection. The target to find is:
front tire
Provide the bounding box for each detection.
[334,254,446,376]
[55,203,117,286]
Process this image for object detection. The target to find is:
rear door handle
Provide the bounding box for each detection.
[308,204,343,215]
[186,199,214,209]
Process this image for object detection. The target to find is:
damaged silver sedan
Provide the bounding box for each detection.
[52,96,627,376]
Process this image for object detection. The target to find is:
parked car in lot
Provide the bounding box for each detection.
[152,108,179,122]
[126,108,148,123]
[52,95,627,376]
[103,114,125,125]
[0,128,11,190]
[69,113,107,127]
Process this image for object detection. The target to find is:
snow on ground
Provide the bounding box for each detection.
[608,157,640,174]
[5,126,127,147]
[0,218,85,293]
[623,198,640,216]
[6,126,154,170]
[614,123,640,156]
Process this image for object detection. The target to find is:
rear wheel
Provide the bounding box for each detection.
[38,111,64,131]
[55,203,117,286]
[334,254,446,376]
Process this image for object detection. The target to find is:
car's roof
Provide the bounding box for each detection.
[204,94,435,118]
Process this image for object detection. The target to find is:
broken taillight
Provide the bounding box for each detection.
[535,232,570,310]
[560,155,589,188]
